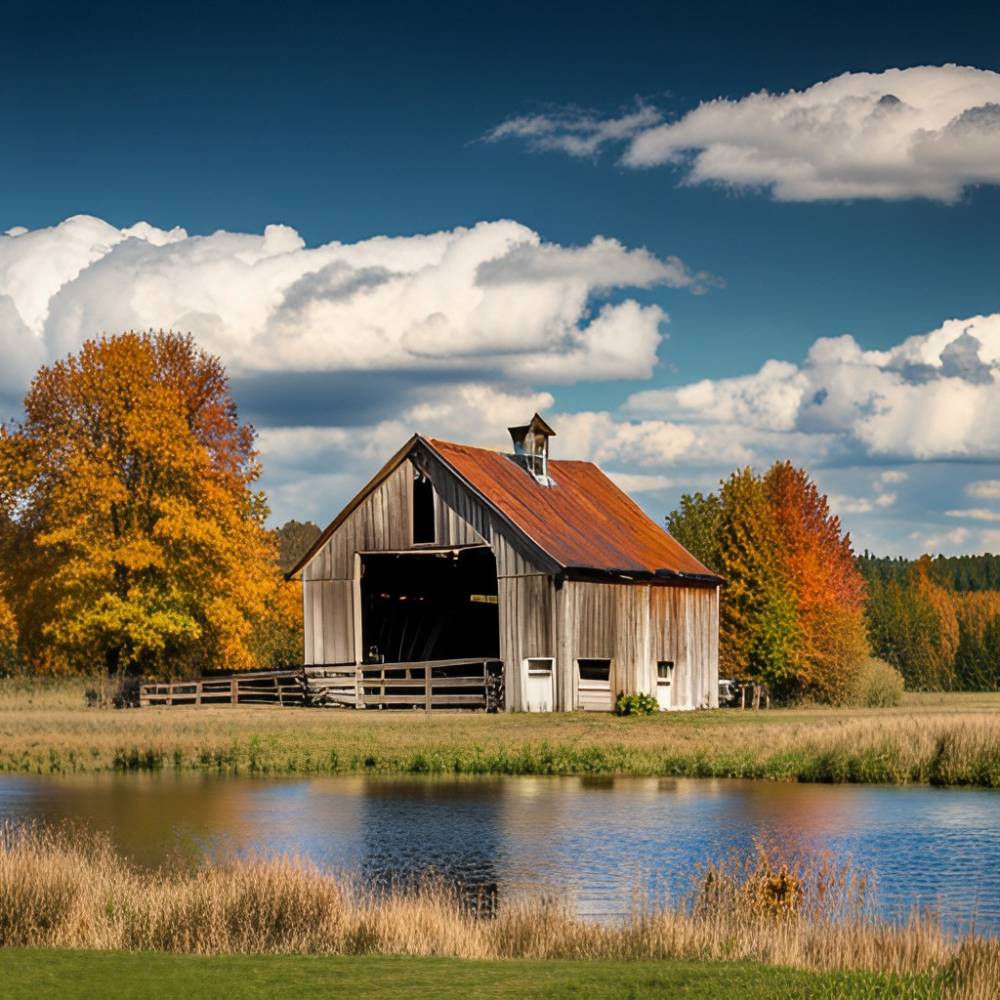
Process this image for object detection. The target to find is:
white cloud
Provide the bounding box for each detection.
[627,65,1000,201]
[878,470,908,484]
[491,66,1000,202]
[967,480,1000,499]
[604,471,674,494]
[829,494,874,515]
[874,492,898,508]
[0,215,714,394]
[910,527,970,553]
[625,314,1000,462]
[483,101,663,158]
[945,508,1000,522]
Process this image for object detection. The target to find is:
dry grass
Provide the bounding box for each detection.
[1,678,999,784]
[0,824,995,998]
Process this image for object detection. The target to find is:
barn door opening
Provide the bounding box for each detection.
[360,547,499,663]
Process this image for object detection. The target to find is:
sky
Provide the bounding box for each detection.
[4,0,1000,555]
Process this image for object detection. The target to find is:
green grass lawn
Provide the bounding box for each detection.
[0,951,936,1000]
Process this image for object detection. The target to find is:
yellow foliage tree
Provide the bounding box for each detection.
[0,331,299,679]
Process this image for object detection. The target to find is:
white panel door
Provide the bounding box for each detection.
[524,659,555,712]
[656,661,674,711]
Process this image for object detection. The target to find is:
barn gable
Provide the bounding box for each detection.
[289,427,720,712]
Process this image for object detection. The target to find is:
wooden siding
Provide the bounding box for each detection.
[557,580,717,710]
[302,462,413,583]
[498,575,553,710]
[649,585,720,709]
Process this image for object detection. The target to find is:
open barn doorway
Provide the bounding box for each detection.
[360,547,500,663]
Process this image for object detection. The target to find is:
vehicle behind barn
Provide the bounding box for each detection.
[286,415,722,712]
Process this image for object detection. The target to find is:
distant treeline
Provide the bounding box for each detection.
[858,552,1000,593]
[858,554,1000,692]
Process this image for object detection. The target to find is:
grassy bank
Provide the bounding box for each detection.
[0,826,995,998]
[0,951,939,1000]
[0,680,999,786]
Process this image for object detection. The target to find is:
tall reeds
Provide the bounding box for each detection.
[0,824,996,998]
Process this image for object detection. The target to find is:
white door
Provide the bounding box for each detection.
[656,661,674,711]
[525,658,555,712]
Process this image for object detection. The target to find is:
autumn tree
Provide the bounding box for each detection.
[0,331,300,680]
[764,462,868,702]
[713,469,800,692]
[861,554,1000,691]
[668,462,869,701]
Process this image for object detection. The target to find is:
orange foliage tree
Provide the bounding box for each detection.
[668,462,869,701]
[763,463,868,702]
[0,331,300,679]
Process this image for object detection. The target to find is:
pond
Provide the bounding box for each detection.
[0,773,997,931]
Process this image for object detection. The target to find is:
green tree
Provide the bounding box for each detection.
[665,492,723,574]
[275,520,322,575]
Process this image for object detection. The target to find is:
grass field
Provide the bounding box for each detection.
[0,951,939,1000]
[0,679,999,785]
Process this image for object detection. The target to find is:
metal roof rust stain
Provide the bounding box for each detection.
[426,438,720,582]
[287,433,722,584]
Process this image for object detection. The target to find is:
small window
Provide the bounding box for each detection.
[577,659,611,684]
[657,661,674,683]
[412,472,435,544]
[527,658,553,676]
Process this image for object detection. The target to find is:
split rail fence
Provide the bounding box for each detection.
[139,658,503,712]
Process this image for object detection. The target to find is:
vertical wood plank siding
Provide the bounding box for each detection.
[299,445,718,710]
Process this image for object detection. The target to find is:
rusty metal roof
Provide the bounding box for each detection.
[426,438,720,582]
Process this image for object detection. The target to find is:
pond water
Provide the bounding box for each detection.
[1,773,998,931]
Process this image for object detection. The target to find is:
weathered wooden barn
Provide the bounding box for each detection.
[287,416,721,712]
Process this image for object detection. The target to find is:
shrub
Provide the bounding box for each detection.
[615,691,658,716]
[844,658,905,708]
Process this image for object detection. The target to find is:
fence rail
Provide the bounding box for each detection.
[139,658,503,711]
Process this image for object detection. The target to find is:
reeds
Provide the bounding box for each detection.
[0,824,996,998]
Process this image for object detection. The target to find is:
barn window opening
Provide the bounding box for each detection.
[657,661,674,684]
[412,472,435,544]
[576,658,612,712]
[577,659,611,684]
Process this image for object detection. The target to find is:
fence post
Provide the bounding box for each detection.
[425,664,432,713]
[231,678,237,705]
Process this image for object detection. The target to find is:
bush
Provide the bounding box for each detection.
[615,692,658,716]
[844,658,905,708]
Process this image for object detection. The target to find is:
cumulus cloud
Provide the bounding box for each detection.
[910,527,970,552]
[625,314,1000,462]
[967,480,1000,499]
[945,508,1000,522]
[491,66,1000,202]
[483,101,663,158]
[0,215,714,395]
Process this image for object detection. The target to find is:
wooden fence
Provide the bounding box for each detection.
[139,658,503,711]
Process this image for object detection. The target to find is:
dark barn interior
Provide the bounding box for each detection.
[360,547,500,663]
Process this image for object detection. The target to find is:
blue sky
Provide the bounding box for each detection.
[4,0,1000,555]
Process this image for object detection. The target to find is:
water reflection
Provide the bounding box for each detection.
[0,773,997,931]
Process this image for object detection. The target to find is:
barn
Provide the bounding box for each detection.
[287,415,722,712]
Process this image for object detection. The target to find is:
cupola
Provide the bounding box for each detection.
[508,413,556,485]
